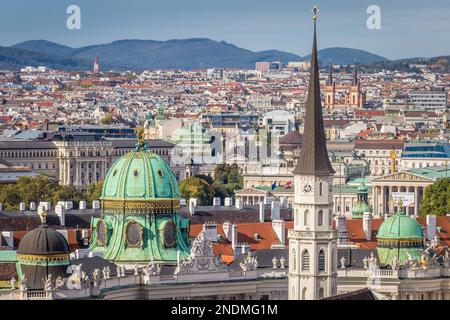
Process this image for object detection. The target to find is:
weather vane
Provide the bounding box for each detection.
[312,5,319,21]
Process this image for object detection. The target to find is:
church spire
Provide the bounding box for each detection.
[293,7,334,176]
[352,59,358,85]
[328,59,333,85]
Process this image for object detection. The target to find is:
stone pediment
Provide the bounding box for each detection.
[234,188,269,195]
[373,171,434,183]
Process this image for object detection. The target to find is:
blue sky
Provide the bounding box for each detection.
[0,0,449,59]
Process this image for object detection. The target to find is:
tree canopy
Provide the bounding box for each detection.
[179,176,213,206]
[0,175,102,210]
[420,178,450,216]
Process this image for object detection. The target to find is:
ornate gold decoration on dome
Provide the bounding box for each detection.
[17,253,70,263]
[102,199,180,213]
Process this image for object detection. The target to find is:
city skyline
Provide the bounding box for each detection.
[0,0,449,60]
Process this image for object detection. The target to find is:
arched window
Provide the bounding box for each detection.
[302,287,307,300]
[319,182,323,196]
[302,250,310,271]
[319,288,324,299]
[292,248,297,271]
[318,250,325,272]
[318,210,323,226]
[304,210,309,226]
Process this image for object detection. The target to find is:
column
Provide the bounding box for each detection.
[372,186,377,216]
[388,186,393,213]
[75,160,79,186]
[414,186,419,217]
[58,158,63,184]
[381,186,386,216]
[63,160,67,185]
[94,161,97,182]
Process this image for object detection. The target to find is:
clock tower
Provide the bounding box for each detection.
[288,6,337,300]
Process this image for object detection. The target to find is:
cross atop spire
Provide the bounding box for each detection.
[293,6,334,176]
[312,5,319,21]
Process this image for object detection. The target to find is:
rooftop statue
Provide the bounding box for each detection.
[240,252,258,272]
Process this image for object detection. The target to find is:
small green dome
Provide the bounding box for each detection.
[352,202,371,217]
[357,182,368,193]
[377,210,423,240]
[376,209,424,266]
[101,148,179,201]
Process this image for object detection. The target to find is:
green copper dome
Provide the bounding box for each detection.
[90,139,190,264]
[352,179,371,219]
[377,210,423,239]
[376,208,424,266]
[351,202,371,217]
[101,148,180,202]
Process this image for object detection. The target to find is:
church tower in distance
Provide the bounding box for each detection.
[288,6,337,300]
[93,53,100,74]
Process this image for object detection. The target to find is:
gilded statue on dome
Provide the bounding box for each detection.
[134,126,146,150]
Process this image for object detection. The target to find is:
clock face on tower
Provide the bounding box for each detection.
[303,183,313,194]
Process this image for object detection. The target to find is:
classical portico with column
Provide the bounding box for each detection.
[54,140,114,189]
[371,171,436,217]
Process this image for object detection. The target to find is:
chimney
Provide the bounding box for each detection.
[213,197,221,207]
[190,198,198,207]
[189,199,196,215]
[426,214,437,241]
[202,222,218,242]
[233,243,243,258]
[92,200,100,210]
[79,201,87,210]
[39,202,51,211]
[259,202,265,222]
[241,243,250,255]
[29,202,36,211]
[271,201,280,220]
[272,219,286,245]
[55,204,66,226]
[19,202,26,211]
[222,221,232,240]
[363,212,372,241]
[224,197,232,206]
[235,198,243,210]
[231,223,238,248]
[64,201,73,210]
[336,215,348,245]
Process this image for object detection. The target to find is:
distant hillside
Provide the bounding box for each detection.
[8,38,389,71]
[366,55,450,72]
[12,40,74,57]
[0,46,91,71]
[303,47,387,66]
